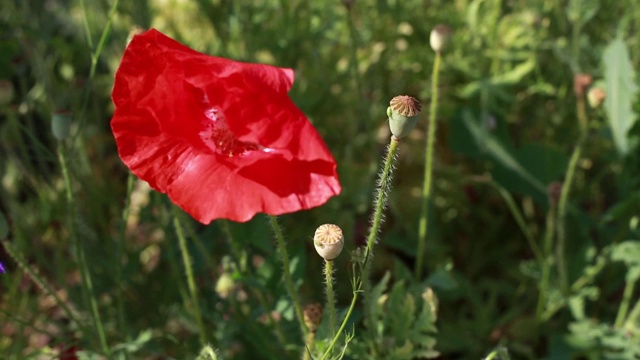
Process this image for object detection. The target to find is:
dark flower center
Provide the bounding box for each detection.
[199,106,262,157]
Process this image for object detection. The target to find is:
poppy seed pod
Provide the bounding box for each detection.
[430,25,453,53]
[387,95,422,139]
[303,303,323,333]
[313,224,344,261]
[52,111,72,141]
[587,87,606,108]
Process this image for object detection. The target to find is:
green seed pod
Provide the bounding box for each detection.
[51,110,72,141]
[387,95,422,139]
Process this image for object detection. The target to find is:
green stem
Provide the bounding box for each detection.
[346,5,364,117]
[320,286,359,360]
[1,240,85,334]
[416,51,442,280]
[614,276,637,328]
[58,143,109,355]
[268,215,308,338]
[172,210,207,346]
[556,133,586,294]
[220,220,287,347]
[115,173,134,349]
[324,260,337,336]
[537,206,557,322]
[362,136,400,352]
[74,0,119,141]
[471,177,544,265]
[363,137,400,266]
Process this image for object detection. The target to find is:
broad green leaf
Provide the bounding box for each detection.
[603,38,638,156]
[462,111,546,195]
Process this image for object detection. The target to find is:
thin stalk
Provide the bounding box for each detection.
[537,206,557,322]
[556,132,586,294]
[254,289,288,347]
[220,220,247,273]
[220,220,287,347]
[363,137,400,267]
[614,277,637,328]
[345,4,364,117]
[625,298,640,329]
[543,252,608,321]
[320,286,360,360]
[1,240,85,334]
[324,260,337,336]
[172,211,207,346]
[268,215,308,338]
[303,333,315,360]
[74,0,119,141]
[58,143,109,355]
[115,172,134,350]
[362,136,400,353]
[471,177,544,265]
[416,51,442,280]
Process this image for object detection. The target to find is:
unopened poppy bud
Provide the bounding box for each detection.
[430,24,453,53]
[303,303,323,333]
[313,224,344,261]
[215,272,235,299]
[51,110,72,141]
[0,80,14,105]
[573,73,592,97]
[587,87,606,108]
[387,95,422,139]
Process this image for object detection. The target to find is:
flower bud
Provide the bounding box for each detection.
[0,80,15,105]
[430,24,453,53]
[303,303,323,333]
[587,87,606,108]
[51,110,72,141]
[573,73,592,97]
[215,272,235,299]
[313,224,344,261]
[387,95,422,139]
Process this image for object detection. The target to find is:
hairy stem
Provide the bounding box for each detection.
[362,136,400,351]
[324,260,337,336]
[268,215,308,339]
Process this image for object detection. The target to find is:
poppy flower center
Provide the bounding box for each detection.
[199,107,261,157]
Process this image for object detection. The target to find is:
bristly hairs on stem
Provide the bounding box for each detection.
[268,215,309,340]
[361,136,401,353]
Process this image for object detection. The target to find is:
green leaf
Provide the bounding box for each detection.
[602,37,638,156]
[461,110,547,195]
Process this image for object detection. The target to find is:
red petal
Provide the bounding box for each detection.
[111,29,341,223]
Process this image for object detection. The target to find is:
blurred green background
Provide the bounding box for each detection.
[1,0,640,359]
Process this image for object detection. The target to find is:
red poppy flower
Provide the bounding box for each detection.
[111,29,341,224]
